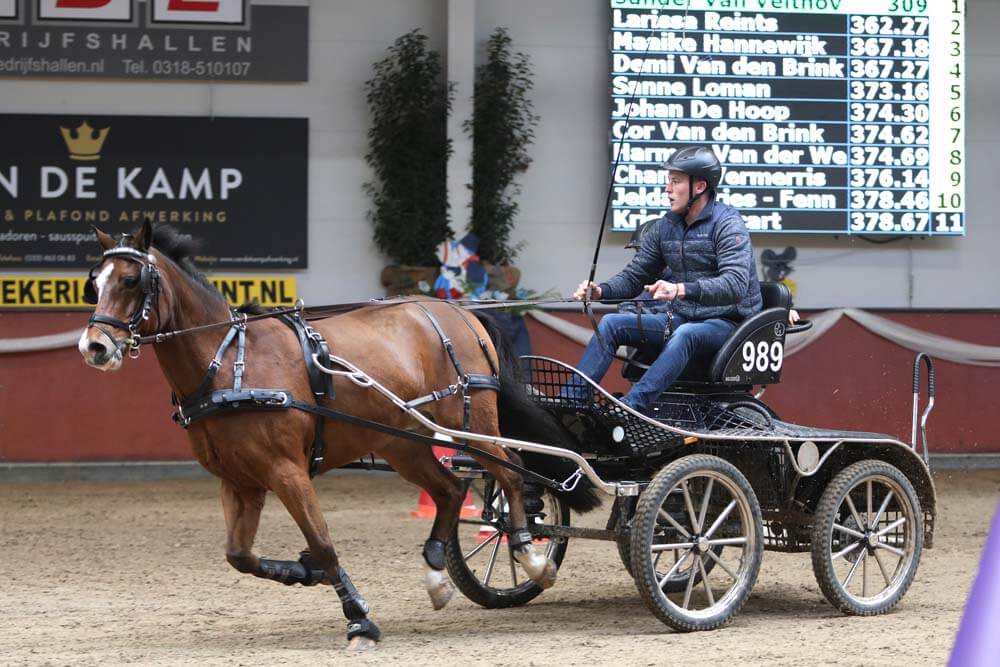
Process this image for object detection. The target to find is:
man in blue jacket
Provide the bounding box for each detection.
[570,146,762,413]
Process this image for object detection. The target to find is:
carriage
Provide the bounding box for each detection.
[437,281,937,631]
[79,224,937,646]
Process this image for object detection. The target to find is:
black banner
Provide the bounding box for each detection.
[0,113,308,268]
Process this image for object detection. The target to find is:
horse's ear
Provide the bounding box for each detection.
[134,221,153,251]
[92,225,115,251]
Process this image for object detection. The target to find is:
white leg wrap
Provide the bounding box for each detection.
[424,567,454,611]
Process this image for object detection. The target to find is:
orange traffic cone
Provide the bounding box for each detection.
[410,440,479,519]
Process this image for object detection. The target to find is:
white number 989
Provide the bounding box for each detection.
[741,340,783,373]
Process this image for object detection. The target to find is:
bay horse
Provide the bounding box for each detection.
[78,222,598,650]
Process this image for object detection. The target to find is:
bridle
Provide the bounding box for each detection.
[84,243,161,359]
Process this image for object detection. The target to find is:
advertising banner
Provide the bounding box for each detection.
[0,113,308,269]
[0,0,308,81]
[0,274,297,308]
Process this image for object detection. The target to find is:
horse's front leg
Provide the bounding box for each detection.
[267,461,381,651]
[221,480,328,587]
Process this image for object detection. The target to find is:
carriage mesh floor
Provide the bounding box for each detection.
[524,356,895,444]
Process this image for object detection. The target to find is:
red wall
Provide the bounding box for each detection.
[1,309,997,462]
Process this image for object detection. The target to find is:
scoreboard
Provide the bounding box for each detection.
[609,0,966,236]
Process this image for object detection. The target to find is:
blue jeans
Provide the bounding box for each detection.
[566,312,736,412]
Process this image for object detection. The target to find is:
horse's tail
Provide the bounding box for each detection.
[472,311,601,514]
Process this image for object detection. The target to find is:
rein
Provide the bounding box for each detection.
[128,297,645,348]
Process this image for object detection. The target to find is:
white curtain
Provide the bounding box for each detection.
[5,308,1000,367]
[527,308,1000,367]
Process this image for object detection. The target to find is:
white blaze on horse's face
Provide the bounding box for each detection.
[79,263,125,372]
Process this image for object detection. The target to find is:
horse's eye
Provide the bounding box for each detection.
[122,275,140,288]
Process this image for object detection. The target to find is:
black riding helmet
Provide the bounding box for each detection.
[662,146,722,213]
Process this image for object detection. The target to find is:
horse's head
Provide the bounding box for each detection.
[78,221,162,371]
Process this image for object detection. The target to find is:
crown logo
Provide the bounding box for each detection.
[59,121,110,161]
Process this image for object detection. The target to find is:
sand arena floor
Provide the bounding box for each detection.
[0,468,996,666]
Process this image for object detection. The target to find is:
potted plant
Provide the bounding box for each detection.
[465,27,539,293]
[364,29,455,294]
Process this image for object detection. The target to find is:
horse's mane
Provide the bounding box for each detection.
[151,225,226,306]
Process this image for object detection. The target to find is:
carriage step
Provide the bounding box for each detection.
[443,453,483,471]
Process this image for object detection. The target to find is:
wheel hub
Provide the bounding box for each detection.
[695,535,709,553]
[866,531,879,548]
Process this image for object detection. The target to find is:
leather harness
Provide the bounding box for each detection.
[172,302,499,478]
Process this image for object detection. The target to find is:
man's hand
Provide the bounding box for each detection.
[573,280,602,301]
[788,309,800,325]
[645,280,685,301]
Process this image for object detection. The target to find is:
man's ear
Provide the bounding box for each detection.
[92,225,115,251]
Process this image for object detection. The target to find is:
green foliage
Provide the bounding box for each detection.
[466,28,539,265]
[364,30,454,266]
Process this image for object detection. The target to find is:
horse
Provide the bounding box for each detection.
[78,222,599,650]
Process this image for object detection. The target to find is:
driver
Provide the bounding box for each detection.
[567,145,763,414]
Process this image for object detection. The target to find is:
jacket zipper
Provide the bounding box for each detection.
[680,221,695,318]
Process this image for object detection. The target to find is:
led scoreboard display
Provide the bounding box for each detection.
[610,0,966,236]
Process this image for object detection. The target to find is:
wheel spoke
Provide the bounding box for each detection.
[707,537,747,547]
[876,517,907,537]
[875,541,906,558]
[832,540,862,562]
[657,549,693,589]
[658,508,691,539]
[704,499,738,539]
[705,547,738,581]
[463,530,500,561]
[845,494,866,530]
[871,490,895,529]
[833,523,866,539]
[482,532,502,586]
[697,478,714,534]
[842,548,866,588]
[681,480,699,533]
[682,560,698,610]
[651,541,697,552]
[862,547,869,597]
[872,547,894,588]
[698,557,715,606]
[866,479,873,527]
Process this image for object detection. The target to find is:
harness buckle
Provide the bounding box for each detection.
[126,334,142,359]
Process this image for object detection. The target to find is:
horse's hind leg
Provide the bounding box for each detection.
[266,462,382,651]
[380,440,465,610]
[466,444,559,590]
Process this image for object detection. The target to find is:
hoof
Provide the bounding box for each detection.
[425,568,454,611]
[535,558,558,590]
[513,545,558,589]
[346,636,378,652]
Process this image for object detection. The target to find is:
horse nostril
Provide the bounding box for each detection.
[88,340,109,361]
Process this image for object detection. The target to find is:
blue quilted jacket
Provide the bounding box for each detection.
[599,197,763,322]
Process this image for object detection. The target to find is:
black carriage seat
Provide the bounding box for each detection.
[621,281,794,388]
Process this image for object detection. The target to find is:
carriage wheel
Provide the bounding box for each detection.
[630,454,763,632]
[609,497,720,587]
[444,475,570,609]
[810,460,923,616]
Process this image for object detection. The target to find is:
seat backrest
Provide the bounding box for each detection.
[760,281,791,310]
